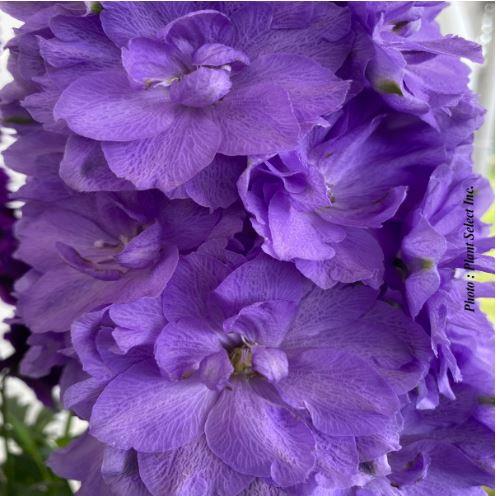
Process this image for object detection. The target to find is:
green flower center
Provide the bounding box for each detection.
[229,345,254,377]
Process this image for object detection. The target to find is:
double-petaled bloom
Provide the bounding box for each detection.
[0,2,494,495]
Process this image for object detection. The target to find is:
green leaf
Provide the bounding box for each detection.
[0,382,74,495]
[5,405,52,481]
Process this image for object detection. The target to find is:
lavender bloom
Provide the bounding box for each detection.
[0,2,494,494]
[0,167,62,406]
[414,277,494,409]
[62,250,430,492]
[0,323,63,407]
[353,385,494,496]
[28,3,351,194]
[349,2,483,127]
[389,150,494,408]
[239,96,446,288]
[0,2,86,133]
[48,431,150,496]
[15,186,242,333]
[401,155,493,318]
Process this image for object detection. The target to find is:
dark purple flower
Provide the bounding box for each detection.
[0,168,28,303]
[0,323,63,407]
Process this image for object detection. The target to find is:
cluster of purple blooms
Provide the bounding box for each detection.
[0,2,494,495]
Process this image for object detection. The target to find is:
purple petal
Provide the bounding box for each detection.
[276,350,400,436]
[252,347,288,383]
[192,42,249,67]
[100,2,201,47]
[54,70,175,141]
[357,414,402,462]
[122,37,183,86]
[162,250,240,324]
[170,67,232,108]
[161,10,235,50]
[18,267,113,333]
[39,15,119,69]
[160,199,233,252]
[223,300,296,347]
[109,297,165,353]
[138,436,252,496]
[315,433,358,489]
[101,448,150,496]
[55,241,122,281]
[184,154,246,209]
[403,214,447,261]
[235,53,350,130]
[216,83,300,156]
[232,3,352,71]
[90,361,217,452]
[295,228,384,289]
[205,379,315,486]
[268,191,338,261]
[214,254,306,315]
[237,479,289,495]
[48,432,109,495]
[406,266,442,318]
[198,350,234,391]
[63,377,106,420]
[286,295,431,395]
[71,308,117,380]
[154,320,222,380]
[285,284,377,342]
[18,245,178,333]
[115,222,162,269]
[103,107,221,191]
[392,35,483,63]
[59,135,132,192]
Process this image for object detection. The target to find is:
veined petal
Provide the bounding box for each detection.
[103,107,221,191]
[205,379,315,486]
[138,436,252,496]
[216,83,300,156]
[90,361,217,452]
[54,70,175,141]
[276,349,400,437]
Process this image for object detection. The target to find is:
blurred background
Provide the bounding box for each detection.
[0,2,495,494]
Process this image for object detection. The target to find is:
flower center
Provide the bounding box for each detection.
[229,345,254,377]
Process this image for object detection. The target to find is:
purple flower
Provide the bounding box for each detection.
[35,4,351,193]
[401,156,493,318]
[63,249,430,492]
[48,431,150,495]
[414,277,494,409]
[239,99,446,288]
[349,2,483,127]
[356,385,494,496]
[0,2,494,494]
[15,187,242,333]
[0,323,63,407]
